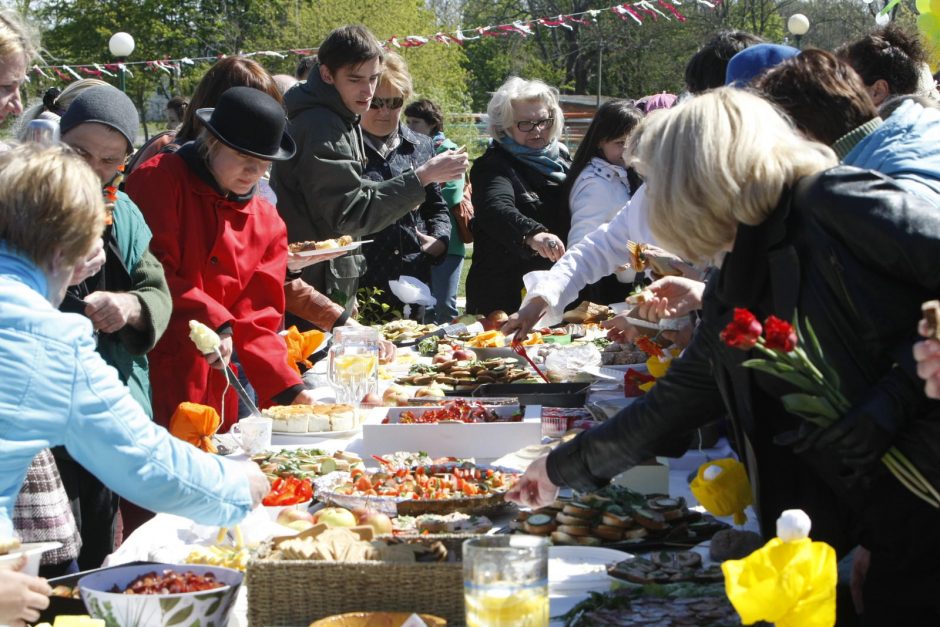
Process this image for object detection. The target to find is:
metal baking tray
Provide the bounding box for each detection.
[464,382,591,407]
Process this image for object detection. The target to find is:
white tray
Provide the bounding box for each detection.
[271,427,359,438]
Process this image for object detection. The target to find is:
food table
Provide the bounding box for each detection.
[103,343,756,626]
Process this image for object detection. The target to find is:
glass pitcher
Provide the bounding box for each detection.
[327,326,380,412]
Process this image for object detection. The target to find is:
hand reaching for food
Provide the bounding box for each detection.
[240,461,271,509]
[502,296,549,343]
[629,276,705,321]
[506,455,560,509]
[600,314,642,344]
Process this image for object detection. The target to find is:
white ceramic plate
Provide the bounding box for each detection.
[292,240,373,257]
[549,546,633,594]
[271,427,360,438]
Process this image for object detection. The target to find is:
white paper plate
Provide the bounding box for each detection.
[549,546,632,594]
[0,542,61,576]
[271,427,360,438]
[292,240,373,257]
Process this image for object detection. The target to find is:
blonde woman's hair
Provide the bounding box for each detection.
[379,52,413,100]
[487,76,564,143]
[0,10,38,64]
[633,87,837,262]
[16,78,111,140]
[0,143,104,269]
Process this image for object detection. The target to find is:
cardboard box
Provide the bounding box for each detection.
[362,405,542,460]
[610,457,670,494]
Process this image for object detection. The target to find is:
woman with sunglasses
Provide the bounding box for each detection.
[465,77,571,316]
[357,53,450,321]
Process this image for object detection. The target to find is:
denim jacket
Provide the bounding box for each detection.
[0,247,252,538]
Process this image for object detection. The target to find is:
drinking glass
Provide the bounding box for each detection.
[463,536,549,627]
[327,327,379,419]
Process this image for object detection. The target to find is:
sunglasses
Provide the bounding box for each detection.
[515,117,555,133]
[370,96,404,110]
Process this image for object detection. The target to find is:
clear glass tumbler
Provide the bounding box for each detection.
[463,535,549,627]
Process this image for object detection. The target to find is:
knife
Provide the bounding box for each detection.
[222,365,263,417]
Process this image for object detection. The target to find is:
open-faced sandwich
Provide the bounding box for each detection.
[562,301,611,324]
[288,235,354,253]
[625,287,656,306]
[627,240,682,277]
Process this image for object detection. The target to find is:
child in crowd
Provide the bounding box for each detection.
[565,99,643,304]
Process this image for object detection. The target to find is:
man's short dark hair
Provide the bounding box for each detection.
[317,25,385,74]
[835,24,926,95]
[403,98,444,134]
[755,49,877,146]
[684,30,764,93]
[295,55,316,80]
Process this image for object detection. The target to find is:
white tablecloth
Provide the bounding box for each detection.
[108,351,755,626]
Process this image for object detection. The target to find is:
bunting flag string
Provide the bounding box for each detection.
[31,0,698,82]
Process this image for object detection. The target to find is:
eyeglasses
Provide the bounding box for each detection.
[515,118,555,133]
[370,96,404,110]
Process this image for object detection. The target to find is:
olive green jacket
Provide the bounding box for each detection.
[270,64,426,306]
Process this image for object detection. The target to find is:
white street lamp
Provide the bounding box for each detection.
[108,32,135,92]
[787,14,810,48]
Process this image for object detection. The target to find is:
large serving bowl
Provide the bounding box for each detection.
[309,612,447,627]
[79,563,243,627]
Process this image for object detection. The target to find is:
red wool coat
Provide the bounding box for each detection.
[126,150,301,432]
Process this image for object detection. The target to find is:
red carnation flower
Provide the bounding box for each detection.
[720,308,762,350]
[763,315,797,352]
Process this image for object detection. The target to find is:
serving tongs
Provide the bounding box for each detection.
[510,341,550,383]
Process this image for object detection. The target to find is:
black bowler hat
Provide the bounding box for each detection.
[196,86,296,161]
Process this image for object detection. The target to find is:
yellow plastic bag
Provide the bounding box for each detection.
[283,326,326,374]
[722,510,837,627]
[690,458,753,525]
[169,402,221,453]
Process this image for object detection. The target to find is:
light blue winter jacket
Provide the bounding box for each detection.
[844,98,940,206]
[0,246,252,539]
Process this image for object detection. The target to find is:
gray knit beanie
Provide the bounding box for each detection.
[60,85,139,150]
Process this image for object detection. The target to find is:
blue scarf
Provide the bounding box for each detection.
[498,136,568,183]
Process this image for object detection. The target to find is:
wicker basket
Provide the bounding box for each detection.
[246,537,467,626]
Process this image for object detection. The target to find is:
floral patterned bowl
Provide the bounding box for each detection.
[79,563,243,627]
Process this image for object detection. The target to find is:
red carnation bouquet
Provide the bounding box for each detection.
[722,308,940,508]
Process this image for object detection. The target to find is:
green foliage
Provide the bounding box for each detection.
[28,0,470,139]
[355,286,402,325]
